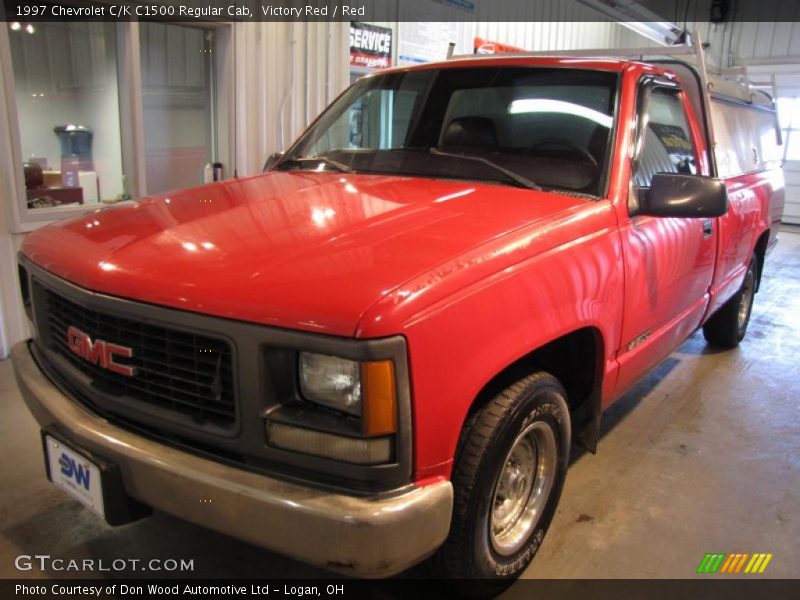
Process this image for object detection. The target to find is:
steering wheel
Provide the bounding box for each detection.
[528,138,599,168]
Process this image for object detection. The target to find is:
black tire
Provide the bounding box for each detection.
[429,372,571,592]
[703,257,758,348]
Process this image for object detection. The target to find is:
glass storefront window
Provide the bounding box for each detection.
[140,23,218,194]
[9,21,125,210]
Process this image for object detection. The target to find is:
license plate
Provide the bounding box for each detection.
[45,436,105,519]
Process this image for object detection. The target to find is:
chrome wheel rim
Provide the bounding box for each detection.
[738,266,755,333]
[490,421,557,556]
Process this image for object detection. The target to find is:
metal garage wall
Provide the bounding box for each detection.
[0,43,28,359]
[474,3,652,51]
[361,0,656,65]
[677,11,800,226]
[746,64,800,226]
[642,1,800,64]
[233,21,350,176]
[684,21,800,69]
[727,24,800,226]
[475,20,650,52]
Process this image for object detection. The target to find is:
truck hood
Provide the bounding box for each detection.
[22,172,586,336]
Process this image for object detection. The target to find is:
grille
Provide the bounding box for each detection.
[44,288,236,426]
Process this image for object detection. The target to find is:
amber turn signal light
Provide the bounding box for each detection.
[361,360,397,437]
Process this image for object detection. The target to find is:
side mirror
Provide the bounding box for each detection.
[262,152,284,172]
[639,173,728,218]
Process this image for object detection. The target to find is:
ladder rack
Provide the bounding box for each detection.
[448,29,707,61]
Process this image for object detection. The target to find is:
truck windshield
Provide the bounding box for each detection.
[279,67,619,197]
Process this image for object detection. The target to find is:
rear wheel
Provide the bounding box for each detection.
[429,372,570,591]
[703,257,757,348]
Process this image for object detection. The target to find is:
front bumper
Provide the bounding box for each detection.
[11,341,453,577]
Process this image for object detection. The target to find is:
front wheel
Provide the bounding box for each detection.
[429,372,571,591]
[703,256,758,348]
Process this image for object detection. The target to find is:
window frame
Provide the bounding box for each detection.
[0,19,235,233]
[631,76,700,187]
[629,75,707,216]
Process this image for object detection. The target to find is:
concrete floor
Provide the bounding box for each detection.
[1,228,798,581]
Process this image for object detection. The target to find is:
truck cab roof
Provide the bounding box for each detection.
[378,53,774,111]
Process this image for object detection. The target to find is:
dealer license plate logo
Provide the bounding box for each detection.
[45,436,105,518]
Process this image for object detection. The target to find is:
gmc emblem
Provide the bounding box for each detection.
[66,326,136,377]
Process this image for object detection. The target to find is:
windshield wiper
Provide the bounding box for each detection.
[276,155,353,173]
[428,148,541,191]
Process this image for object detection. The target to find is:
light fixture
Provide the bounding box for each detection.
[620,20,680,46]
[266,422,392,465]
[577,0,683,45]
[25,24,35,35]
[10,22,21,31]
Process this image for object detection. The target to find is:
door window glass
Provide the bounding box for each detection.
[634,87,698,188]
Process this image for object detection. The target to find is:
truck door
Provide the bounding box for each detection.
[614,79,717,396]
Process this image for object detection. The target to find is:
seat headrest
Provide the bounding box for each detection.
[587,125,609,163]
[441,116,497,149]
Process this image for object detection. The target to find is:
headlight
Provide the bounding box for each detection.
[299,352,362,416]
[265,346,403,471]
[298,352,397,437]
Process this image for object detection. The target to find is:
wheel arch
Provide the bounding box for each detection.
[461,326,605,454]
[753,228,770,293]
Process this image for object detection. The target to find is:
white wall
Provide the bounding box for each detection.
[233,21,351,174]
[0,29,29,359]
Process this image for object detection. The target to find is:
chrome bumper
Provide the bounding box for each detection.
[11,341,453,577]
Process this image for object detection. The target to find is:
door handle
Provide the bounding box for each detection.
[702,218,713,238]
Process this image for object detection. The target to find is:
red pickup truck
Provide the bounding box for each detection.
[13,53,783,585]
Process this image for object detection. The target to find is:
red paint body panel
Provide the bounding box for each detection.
[609,72,717,399]
[21,56,781,485]
[706,169,784,317]
[23,173,584,337]
[360,201,624,480]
